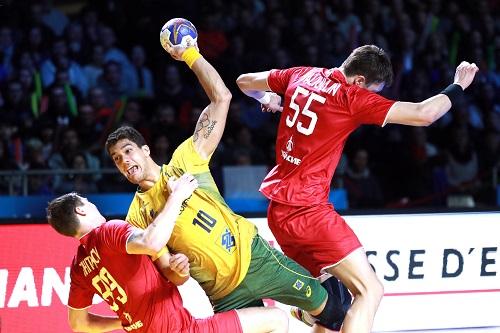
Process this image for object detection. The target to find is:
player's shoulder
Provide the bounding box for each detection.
[104,219,128,228]
[126,194,143,219]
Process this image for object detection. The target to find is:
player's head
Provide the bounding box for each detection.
[106,126,152,185]
[341,45,393,92]
[47,193,105,237]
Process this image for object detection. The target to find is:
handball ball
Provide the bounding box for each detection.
[160,18,197,50]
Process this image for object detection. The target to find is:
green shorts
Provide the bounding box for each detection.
[213,235,327,313]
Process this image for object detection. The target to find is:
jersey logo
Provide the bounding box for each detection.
[305,285,312,297]
[281,135,301,165]
[220,228,235,253]
[293,279,305,291]
[286,135,294,152]
[149,209,157,219]
[139,202,149,215]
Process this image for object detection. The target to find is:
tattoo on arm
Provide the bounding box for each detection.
[127,231,142,244]
[193,113,218,142]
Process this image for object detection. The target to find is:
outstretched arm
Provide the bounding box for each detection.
[385,61,479,126]
[236,71,283,113]
[68,308,122,332]
[164,44,231,159]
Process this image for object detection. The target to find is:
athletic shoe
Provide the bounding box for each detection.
[290,307,315,327]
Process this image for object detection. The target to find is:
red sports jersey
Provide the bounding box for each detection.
[67,220,193,332]
[263,67,396,205]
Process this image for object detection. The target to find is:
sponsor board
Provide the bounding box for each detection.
[1,213,499,332]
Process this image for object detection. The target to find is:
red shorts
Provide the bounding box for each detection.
[193,310,242,333]
[268,201,362,277]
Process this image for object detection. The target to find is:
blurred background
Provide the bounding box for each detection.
[0,0,498,216]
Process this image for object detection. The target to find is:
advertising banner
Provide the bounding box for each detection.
[1,213,499,332]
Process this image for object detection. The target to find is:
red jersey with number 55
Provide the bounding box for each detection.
[262,67,395,206]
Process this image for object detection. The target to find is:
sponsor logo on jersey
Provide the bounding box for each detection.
[286,135,294,151]
[281,136,301,165]
[220,228,236,253]
[305,285,312,297]
[293,279,305,291]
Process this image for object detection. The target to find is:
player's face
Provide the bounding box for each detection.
[109,139,149,184]
[78,196,105,225]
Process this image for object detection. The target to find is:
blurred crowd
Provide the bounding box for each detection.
[0,0,498,209]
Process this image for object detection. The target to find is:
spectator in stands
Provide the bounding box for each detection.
[40,39,88,96]
[30,1,69,37]
[73,103,102,153]
[0,26,16,78]
[0,139,19,194]
[151,103,187,147]
[99,25,135,87]
[344,148,384,209]
[117,99,150,142]
[83,44,104,90]
[65,21,86,63]
[24,137,53,195]
[130,45,154,98]
[445,127,479,192]
[97,60,132,107]
[48,127,100,194]
[151,133,173,166]
[23,25,50,68]
[157,64,194,113]
[58,151,99,194]
[405,127,439,200]
[3,81,31,127]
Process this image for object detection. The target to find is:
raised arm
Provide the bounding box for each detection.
[385,61,479,126]
[68,308,122,332]
[237,71,283,113]
[164,44,231,159]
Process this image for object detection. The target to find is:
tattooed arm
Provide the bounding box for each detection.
[189,56,232,159]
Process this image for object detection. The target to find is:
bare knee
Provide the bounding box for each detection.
[238,306,289,333]
[261,307,288,333]
[352,276,384,304]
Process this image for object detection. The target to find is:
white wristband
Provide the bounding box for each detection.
[256,92,271,105]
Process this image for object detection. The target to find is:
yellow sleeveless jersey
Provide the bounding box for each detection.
[126,137,257,300]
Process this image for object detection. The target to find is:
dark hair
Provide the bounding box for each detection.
[341,45,393,86]
[105,126,147,155]
[46,192,83,237]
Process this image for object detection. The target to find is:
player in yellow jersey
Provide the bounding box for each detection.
[105,40,347,331]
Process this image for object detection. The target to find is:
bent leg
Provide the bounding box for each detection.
[326,248,384,333]
[236,307,289,333]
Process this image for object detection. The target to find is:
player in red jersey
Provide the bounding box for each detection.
[46,173,288,333]
[237,44,479,332]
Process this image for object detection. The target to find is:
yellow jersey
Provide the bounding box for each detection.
[126,137,257,300]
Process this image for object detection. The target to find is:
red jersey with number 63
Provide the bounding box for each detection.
[68,220,193,332]
[262,67,396,206]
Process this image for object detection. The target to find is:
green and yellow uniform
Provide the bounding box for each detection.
[126,137,326,311]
